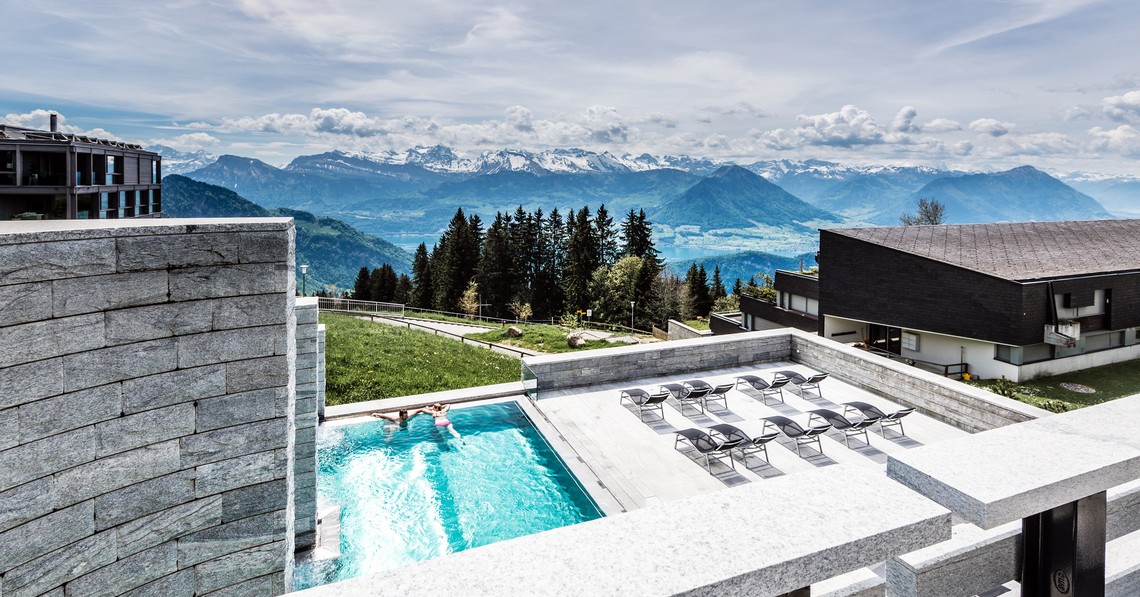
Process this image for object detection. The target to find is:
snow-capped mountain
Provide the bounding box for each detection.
[148,145,219,175]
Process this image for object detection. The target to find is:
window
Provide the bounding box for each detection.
[901,331,919,351]
[995,344,1014,363]
[0,150,14,185]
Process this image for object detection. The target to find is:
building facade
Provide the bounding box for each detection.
[0,118,162,220]
[819,219,1140,381]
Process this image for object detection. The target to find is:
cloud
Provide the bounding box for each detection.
[1,109,123,140]
[760,105,885,149]
[504,105,535,132]
[1062,105,1092,121]
[891,106,920,133]
[951,141,974,156]
[641,113,678,128]
[150,133,221,150]
[994,132,1078,156]
[1102,90,1140,122]
[923,118,962,133]
[969,118,1014,137]
[1088,125,1140,157]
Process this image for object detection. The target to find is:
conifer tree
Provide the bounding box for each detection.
[732,277,743,297]
[410,243,433,308]
[620,209,657,259]
[352,266,371,301]
[563,206,599,311]
[711,265,727,301]
[432,208,481,311]
[393,274,412,305]
[534,208,566,318]
[477,212,515,318]
[594,204,619,267]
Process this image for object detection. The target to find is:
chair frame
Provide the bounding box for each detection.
[775,370,830,398]
[808,408,879,448]
[619,388,669,422]
[709,423,778,464]
[762,415,831,457]
[676,380,712,415]
[734,374,789,403]
[704,382,735,411]
[674,428,742,472]
[842,401,915,437]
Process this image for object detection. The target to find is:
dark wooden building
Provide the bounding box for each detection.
[819,220,1140,381]
[0,118,162,220]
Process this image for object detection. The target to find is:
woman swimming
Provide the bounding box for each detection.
[425,403,461,439]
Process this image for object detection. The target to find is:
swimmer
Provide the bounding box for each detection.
[370,408,423,430]
[425,403,462,440]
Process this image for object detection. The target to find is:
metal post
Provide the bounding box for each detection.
[1020,491,1106,597]
[300,264,309,296]
[630,301,635,331]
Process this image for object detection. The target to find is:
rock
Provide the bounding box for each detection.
[566,332,587,348]
[606,335,639,345]
[508,326,523,337]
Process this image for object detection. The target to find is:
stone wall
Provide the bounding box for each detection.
[293,298,320,551]
[790,331,1049,432]
[0,219,298,596]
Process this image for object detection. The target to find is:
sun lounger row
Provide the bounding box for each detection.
[674,401,916,473]
[735,370,830,402]
[620,379,734,418]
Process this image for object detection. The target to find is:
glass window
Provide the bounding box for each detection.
[1022,343,1053,363]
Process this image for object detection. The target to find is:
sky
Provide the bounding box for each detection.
[3,0,1140,174]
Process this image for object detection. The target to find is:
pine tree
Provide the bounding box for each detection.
[410,243,433,308]
[432,208,481,311]
[732,277,743,297]
[594,204,619,267]
[393,274,412,305]
[534,208,566,319]
[621,208,657,259]
[711,265,727,301]
[563,206,599,311]
[352,266,371,301]
[477,212,515,318]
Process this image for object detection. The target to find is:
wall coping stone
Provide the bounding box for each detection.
[0,218,293,246]
[324,382,526,420]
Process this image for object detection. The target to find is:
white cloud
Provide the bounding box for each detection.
[1,110,122,140]
[891,106,920,133]
[1062,105,1092,121]
[151,133,221,150]
[1102,90,1140,122]
[969,118,1014,137]
[923,118,962,133]
[994,132,1078,156]
[1088,125,1140,157]
[761,105,885,149]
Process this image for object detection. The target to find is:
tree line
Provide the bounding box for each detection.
[351,205,761,329]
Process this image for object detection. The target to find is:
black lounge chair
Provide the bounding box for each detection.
[775,370,830,398]
[674,428,742,472]
[676,380,712,415]
[808,408,879,448]
[703,382,735,411]
[735,374,790,403]
[619,388,669,421]
[762,415,831,457]
[842,401,915,437]
[709,423,779,464]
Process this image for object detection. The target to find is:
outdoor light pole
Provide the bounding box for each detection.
[630,300,635,331]
[300,264,308,296]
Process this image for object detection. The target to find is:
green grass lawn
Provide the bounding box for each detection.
[966,358,1140,412]
[466,324,609,354]
[683,319,710,331]
[320,313,519,406]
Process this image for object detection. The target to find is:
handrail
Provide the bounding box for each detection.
[325,309,533,359]
[863,346,969,378]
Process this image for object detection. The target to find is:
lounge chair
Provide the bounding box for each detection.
[703,382,735,411]
[619,388,669,421]
[762,415,831,457]
[774,370,830,398]
[709,423,779,464]
[674,428,742,472]
[807,408,879,448]
[842,401,915,436]
[734,374,790,403]
[676,380,712,415]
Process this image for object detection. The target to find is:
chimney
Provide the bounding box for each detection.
[49,113,58,132]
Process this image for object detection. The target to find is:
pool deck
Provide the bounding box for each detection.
[532,360,968,512]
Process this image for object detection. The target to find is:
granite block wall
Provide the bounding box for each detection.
[0,219,298,597]
[293,298,319,552]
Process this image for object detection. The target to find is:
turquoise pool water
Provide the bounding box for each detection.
[295,401,603,589]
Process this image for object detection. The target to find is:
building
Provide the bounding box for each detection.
[719,269,820,335]
[819,219,1140,381]
[0,115,162,220]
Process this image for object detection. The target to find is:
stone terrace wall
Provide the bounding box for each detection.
[293,298,319,551]
[790,331,1048,432]
[0,219,297,597]
[523,330,791,392]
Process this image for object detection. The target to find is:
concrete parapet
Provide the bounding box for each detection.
[0,218,298,596]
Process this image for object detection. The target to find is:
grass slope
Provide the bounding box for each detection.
[466,324,611,354]
[966,358,1140,412]
[320,313,518,405]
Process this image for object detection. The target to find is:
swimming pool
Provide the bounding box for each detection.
[295,401,604,589]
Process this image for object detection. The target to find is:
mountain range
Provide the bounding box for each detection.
[162,175,411,290]
[157,144,1133,257]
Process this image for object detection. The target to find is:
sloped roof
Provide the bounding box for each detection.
[824,219,1140,281]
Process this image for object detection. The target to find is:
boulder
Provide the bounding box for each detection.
[508,325,524,337]
[566,332,587,348]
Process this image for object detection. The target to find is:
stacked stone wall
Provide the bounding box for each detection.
[293,299,319,551]
[0,219,297,596]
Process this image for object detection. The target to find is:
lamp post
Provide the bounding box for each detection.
[630,300,635,331]
[300,264,309,296]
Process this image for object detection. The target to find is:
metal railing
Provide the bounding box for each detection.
[864,345,969,378]
[323,309,533,359]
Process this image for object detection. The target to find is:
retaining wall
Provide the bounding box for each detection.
[0,219,298,597]
[293,298,320,551]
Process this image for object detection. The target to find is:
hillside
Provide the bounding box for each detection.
[668,250,816,284]
[652,165,840,230]
[911,166,1113,224]
[813,167,950,224]
[162,175,412,290]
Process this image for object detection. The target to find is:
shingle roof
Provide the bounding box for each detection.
[824,219,1140,281]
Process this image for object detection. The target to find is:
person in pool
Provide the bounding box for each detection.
[425,403,462,439]
[370,408,423,430]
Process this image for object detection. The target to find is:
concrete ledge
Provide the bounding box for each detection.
[0,218,293,246]
[294,464,951,597]
[323,382,527,420]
